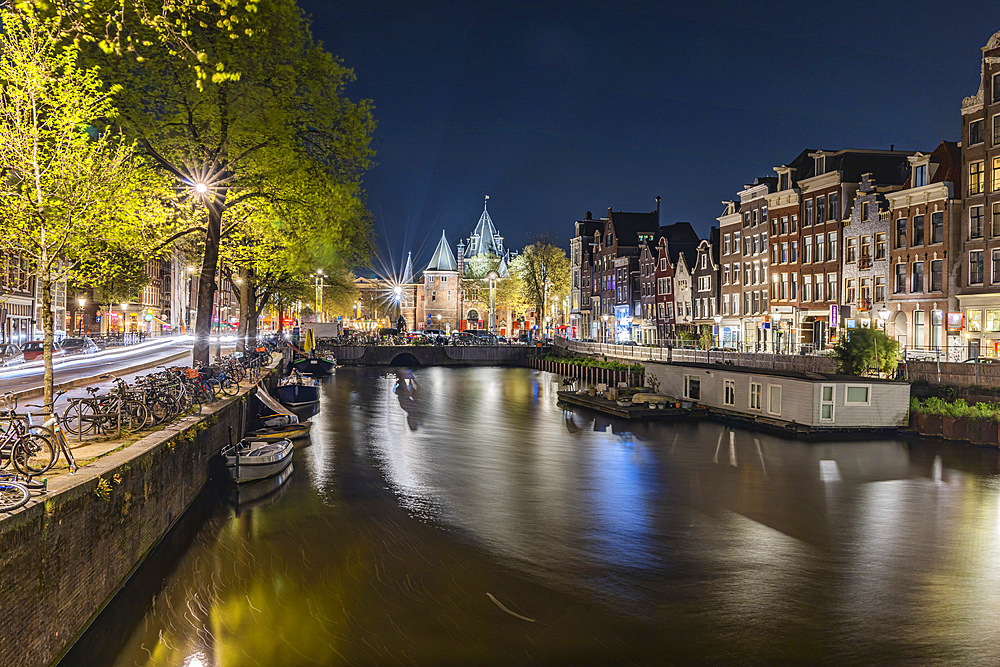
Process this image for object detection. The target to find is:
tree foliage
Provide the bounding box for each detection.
[0,7,163,403]
[829,327,899,377]
[506,239,570,320]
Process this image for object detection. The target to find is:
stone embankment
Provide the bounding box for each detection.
[0,366,275,667]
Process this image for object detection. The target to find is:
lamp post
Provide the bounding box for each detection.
[773,312,783,354]
[488,271,497,336]
[393,284,403,331]
[313,269,325,323]
[76,297,86,336]
[713,314,722,348]
[120,302,129,339]
[602,314,609,344]
[878,308,891,335]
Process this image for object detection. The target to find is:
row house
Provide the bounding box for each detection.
[718,201,742,346]
[634,222,700,344]
[691,228,720,332]
[569,213,603,339]
[958,29,1000,358]
[736,178,776,349]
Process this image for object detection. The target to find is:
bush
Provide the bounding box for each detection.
[540,354,644,374]
[909,396,1000,422]
[829,328,899,376]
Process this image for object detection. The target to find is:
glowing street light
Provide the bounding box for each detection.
[194,182,208,194]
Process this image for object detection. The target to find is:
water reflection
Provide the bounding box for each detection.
[85,367,1000,667]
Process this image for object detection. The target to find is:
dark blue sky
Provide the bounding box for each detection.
[300,0,996,275]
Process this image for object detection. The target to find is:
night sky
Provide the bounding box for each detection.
[299,0,997,275]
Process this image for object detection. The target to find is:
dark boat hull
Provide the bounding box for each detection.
[277,383,320,406]
[290,356,335,376]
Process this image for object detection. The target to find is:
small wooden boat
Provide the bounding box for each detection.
[222,438,294,483]
[245,422,312,441]
[277,370,320,407]
[289,354,335,377]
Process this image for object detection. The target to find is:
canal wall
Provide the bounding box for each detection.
[0,375,274,667]
[906,360,1000,388]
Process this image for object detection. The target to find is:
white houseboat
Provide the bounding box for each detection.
[645,361,910,439]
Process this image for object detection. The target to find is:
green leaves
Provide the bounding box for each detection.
[829,327,900,377]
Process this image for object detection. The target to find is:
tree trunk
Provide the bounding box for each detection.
[247,288,261,344]
[193,202,222,365]
[236,266,249,353]
[41,269,54,413]
[276,300,284,338]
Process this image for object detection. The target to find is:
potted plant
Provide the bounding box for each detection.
[588,384,596,397]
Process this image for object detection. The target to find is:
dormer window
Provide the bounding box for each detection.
[815,155,826,175]
[606,233,612,246]
[994,72,1000,104]
[779,172,789,191]
[914,164,927,187]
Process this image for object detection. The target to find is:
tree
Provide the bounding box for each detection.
[507,239,570,332]
[0,8,163,406]
[830,327,900,377]
[65,0,376,363]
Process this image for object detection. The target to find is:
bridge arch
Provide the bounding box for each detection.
[389,352,421,367]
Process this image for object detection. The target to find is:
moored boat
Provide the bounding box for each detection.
[289,354,335,377]
[277,370,321,406]
[222,438,294,483]
[245,422,312,441]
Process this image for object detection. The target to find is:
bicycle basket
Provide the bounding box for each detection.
[184,368,200,379]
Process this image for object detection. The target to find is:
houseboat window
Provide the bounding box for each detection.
[724,380,736,407]
[768,385,781,416]
[749,382,762,411]
[845,385,871,405]
[684,375,701,401]
[821,385,835,421]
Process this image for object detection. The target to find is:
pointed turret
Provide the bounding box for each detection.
[402,252,413,284]
[464,196,505,258]
[426,231,458,272]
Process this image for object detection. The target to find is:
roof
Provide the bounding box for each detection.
[607,209,659,247]
[402,252,414,284]
[464,201,505,258]
[656,221,699,268]
[426,231,458,272]
[788,148,916,186]
[663,361,908,385]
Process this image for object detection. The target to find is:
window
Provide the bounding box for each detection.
[845,278,856,304]
[753,235,760,255]
[779,216,788,234]
[815,235,825,263]
[894,263,906,294]
[723,264,730,285]
[846,237,856,263]
[821,385,835,421]
[749,381,762,411]
[860,277,871,305]
[731,264,739,285]
[994,250,1000,284]
[896,217,907,248]
[701,254,707,269]
[827,273,837,302]
[914,164,927,187]
[804,236,813,263]
[780,242,788,263]
[830,193,838,221]
[912,214,924,246]
[768,385,781,415]
[859,235,871,259]
[752,209,759,226]
[779,172,789,191]
[970,118,985,145]
[817,195,826,224]
[994,157,1000,192]
[971,250,985,284]
[845,385,871,405]
[791,214,798,233]
[684,375,701,401]
[875,233,886,259]
[762,206,768,223]
[970,160,985,196]
[932,309,944,350]
[875,276,886,302]
[931,211,944,244]
[995,113,1000,146]
[732,293,739,316]
[744,292,751,316]
[912,261,924,293]
[744,236,751,256]
[815,276,824,302]
[828,232,837,261]
[969,309,982,333]
[861,201,869,222]
[988,310,1000,333]
[791,241,798,263]
[723,234,731,255]
[931,260,943,292]
[771,244,779,264]
[803,275,812,301]
[805,199,813,226]
[994,204,1000,237]
[724,379,736,407]
[914,310,925,348]
[816,154,826,175]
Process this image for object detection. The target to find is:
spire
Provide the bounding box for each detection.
[464,198,504,259]
[426,230,458,272]
[402,252,413,284]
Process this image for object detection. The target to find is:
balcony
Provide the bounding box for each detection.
[858,255,873,270]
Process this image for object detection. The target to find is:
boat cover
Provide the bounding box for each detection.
[256,382,299,424]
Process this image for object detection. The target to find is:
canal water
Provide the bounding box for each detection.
[69,366,1000,666]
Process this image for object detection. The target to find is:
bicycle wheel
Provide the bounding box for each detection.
[204,380,220,402]
[219,377,238,397]
[12,434,57,475]
[62,400,99,435]
[123,401,149,433]
[0,481,29,512]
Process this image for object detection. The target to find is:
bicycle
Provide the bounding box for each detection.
[23,396,78,474]
[0,473,30,512]
[0,395,56,475]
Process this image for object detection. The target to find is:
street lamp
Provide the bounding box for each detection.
[488,271,498,336]
[773,312,783,354]
[312,269,325,323]
[713,314,722,348]
[878,308,891,335]
[76,297,86,336]
[602,314,609,344]
[121,302,129,337]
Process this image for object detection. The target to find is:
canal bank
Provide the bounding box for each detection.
[0,364,279,667]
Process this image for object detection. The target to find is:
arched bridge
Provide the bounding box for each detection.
[322,345,530,367]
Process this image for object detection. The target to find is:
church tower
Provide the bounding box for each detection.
[422,231,460,332]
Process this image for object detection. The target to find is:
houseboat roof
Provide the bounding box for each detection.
[667,361,907,385]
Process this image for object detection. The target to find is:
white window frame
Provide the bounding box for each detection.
[844,384,871,406]
[749,381,762,411]
[820,384,835,422]
[724,379,736,407]
[768,384,782,416]
[684,374,701,401]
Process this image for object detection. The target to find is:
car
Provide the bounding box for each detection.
[963,357,1000,364]
[0,343,25,367]
[60,336,100,355]
[21,340,65,361]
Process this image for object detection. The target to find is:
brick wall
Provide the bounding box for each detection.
[0,390,251,667]
[907,360,1000,388]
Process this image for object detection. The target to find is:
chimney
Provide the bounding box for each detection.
[607,207,612,218]
[890,144,894,151]
[586,211,591,220]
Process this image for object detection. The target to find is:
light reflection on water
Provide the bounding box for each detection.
[89,366,1000,667]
